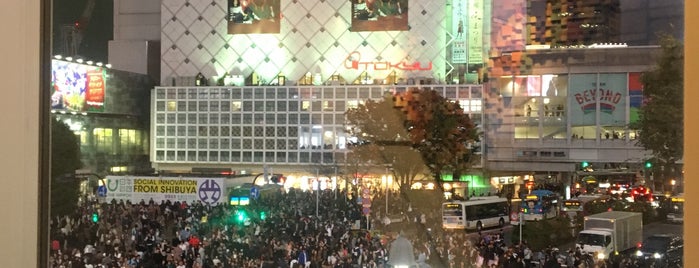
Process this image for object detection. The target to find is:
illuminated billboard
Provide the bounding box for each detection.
[227,0,281,34]
[350,0,408,32]
[51,60,106,112]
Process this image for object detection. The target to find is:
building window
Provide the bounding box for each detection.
[167,101,177,111]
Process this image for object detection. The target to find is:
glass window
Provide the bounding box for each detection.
[231,139,241,150]
[93,128,114,153]
[167,101,177,111]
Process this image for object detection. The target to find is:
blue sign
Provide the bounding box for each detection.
[250,187,260,200]
[97,185,107,197]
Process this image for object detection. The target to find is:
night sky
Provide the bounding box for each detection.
[52,0,113,62]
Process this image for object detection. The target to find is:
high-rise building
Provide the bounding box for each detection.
[527,0,622,47]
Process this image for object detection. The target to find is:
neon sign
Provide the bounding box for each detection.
[344,51,432,71]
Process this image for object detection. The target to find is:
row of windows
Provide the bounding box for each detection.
[155,126,346,138]
[154,86,483,101]
[154,138,349,150]
[155,113,347,126]
[154,150,344,164]
[155,99,484,113]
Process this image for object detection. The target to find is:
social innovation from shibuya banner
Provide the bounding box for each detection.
[105,176,225,205]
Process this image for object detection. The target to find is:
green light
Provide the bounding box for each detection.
[260,211,267,220]
[581,161,590,168]
[645,161,652,169]
[91,213,98,223]
[235,210,247,223]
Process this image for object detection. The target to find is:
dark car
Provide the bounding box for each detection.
[634,234,683,267]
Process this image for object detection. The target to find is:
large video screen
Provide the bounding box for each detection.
[350,0,409,32]
[227,0,281,34]
[51,60,106,112]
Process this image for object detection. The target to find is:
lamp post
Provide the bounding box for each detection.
[316,169,320,218]
[385,166,390,216]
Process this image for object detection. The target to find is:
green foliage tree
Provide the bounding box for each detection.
[51,118,83,218]
[345,93,427,188]
[636,34,683,189]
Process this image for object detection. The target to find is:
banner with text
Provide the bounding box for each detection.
[105,176,226,205]
[569,73,627,126]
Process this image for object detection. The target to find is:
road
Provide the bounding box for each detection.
[464,221,683,251]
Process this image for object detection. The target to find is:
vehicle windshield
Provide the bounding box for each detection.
[577,233,605,246]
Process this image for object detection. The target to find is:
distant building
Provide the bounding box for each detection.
[50,58,154,174]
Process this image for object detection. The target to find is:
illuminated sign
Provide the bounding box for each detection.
[525,195,538,200]
[467,0,483,64]
[451,0,467,64]
[51,59,106,112]
[344,51,432,71]
[227,0,281,34]
[671,197,684,203]
[350,0,409,32]
[564,201,581,206]
[444,203,461,209]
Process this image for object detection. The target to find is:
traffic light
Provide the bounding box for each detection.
[260,211,267,220]
[235,210,247,223]
[91,213,98,223]
[581,161,590,169]
[644,161,652,169]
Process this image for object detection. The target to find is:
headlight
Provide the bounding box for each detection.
[635,250,643,257]
[653,252,662,259]
[597,252,605,260]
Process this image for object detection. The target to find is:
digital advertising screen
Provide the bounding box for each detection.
[51,60,106,112]
[350,0,409,32]
[227,0,281,34]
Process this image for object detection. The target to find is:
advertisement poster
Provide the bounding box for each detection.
[105,176,226,205]
[467,0,483,64]
[227,0,281,34]
[452,0,467,64]
[51,60,105,112]
[628,72,644,123]
[569,74,627,126]
[350,0,409,32]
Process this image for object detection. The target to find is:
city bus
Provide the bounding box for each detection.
[442,196,510,231]
[560,194,611,220]
[666,194,684,224]
[228,183,282,206]
[520,189,558,221]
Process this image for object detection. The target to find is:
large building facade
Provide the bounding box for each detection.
[132,0,678,193]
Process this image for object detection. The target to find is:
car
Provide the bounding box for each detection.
[634,234,683,267]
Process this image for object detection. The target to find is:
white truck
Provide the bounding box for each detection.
[575,211,643,261]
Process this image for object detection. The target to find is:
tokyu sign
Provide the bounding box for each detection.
[106,176,225,205]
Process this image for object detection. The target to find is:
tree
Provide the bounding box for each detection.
[345,93,427,189]
[401,89,479,186]
[51,118,83,218]
[636,34,683,190]
[345,89,479,190]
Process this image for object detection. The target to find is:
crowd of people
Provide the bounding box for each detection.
[50,185,642,268]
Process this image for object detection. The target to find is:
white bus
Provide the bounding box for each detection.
[442,197,510,231]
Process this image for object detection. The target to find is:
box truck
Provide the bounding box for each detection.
[575,211,643,261]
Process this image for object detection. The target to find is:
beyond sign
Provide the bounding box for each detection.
[574,88,622,114]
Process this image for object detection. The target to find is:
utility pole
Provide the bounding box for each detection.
[316,169,320,218]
